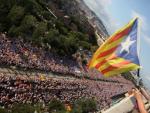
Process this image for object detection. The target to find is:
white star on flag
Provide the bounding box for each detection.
[120,36,136,54]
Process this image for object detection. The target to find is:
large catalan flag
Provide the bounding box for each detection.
[88,18,140,77]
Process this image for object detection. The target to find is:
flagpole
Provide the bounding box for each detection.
[137,69,140,77]
[137,17,141,62]
[136,69,140,89]
[137,17,141,74]
[136,17,141,89]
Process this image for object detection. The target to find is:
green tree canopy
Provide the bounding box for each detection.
[32,22,47,43]
[8,5,25,25]
[0,0,98,56]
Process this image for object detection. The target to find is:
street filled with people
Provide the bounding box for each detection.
[0,33,78,76]
[0,72,135,110]
[0,33,136,111]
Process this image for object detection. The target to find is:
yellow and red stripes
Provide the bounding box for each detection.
[88,18,140,77]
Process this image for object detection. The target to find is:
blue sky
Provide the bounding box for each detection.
[83,0,150,89]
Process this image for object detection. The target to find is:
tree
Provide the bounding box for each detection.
[45,29,59,46]
[0,0,99,56]
[41,11,52,20]
[8,25,23,37]
[0,0,16,31]
[0,108,8,113]
[59,26,68,35]
[48,99,66,113]
[20,15,37,34]
[11,104,35,113]
[32,22,47,43]
[20,0,43,14]
[79,41,91,50]
[71,98,97,113]
[8,5,25,25]
[76,32,88,42]
[64,32,79,54]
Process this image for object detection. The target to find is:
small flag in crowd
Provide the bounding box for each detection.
[39,74,46,81]
[88,18,140,77]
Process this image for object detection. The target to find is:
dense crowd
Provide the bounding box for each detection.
[0,33,79,76]
[0,33,136,110]
[0,72,135,110]
[88,69,134,84]
[0,33,135,83]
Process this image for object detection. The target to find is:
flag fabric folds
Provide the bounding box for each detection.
[88,18,140,77]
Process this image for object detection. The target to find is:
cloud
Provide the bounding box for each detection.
[83,1,148,35]
[100,0,112,6]
[131,10,148,31]
[83,0,119,34]
[143,34,150,44]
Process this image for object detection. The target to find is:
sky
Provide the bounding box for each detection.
[83,0,150,89]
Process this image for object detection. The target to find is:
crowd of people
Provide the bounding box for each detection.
[0,33,79,76]
[0,33,137,110]
[0,33,136,83]
[0,72,135,110]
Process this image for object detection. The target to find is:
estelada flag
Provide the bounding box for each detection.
[88,18,140,77]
